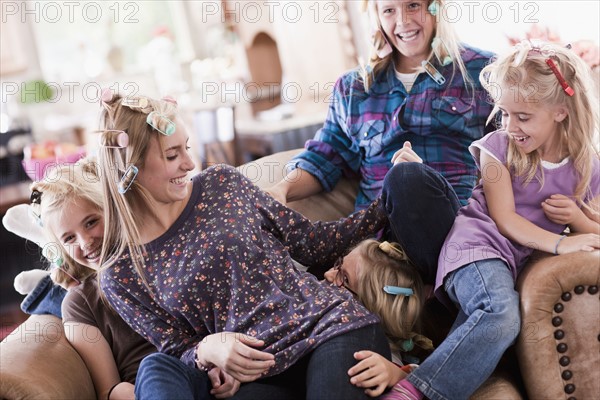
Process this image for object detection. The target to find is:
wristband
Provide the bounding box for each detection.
[107,383,119,400]
[554,234,567,255]
[194,346,214,372]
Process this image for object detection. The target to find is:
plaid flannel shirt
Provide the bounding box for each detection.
[293,44,495,210]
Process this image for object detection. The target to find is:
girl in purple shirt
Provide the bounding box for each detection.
[393,41,600,400]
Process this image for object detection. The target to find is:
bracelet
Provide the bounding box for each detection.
[554,234,567,255]
[107,383,119,400]
[194,346,214,372]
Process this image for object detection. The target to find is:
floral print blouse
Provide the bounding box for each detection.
[100,165,387,376]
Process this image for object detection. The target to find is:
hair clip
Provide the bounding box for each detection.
[421,60,446,85]
[546,58,575,96]
[118,165,138,194]
[162,95,178,105]
[428,1,439,16]
[146,111,176,136]
[379,241,400,254]
[97,130,129,148]
[28,205,43,227]
[29,190,43,226]
[29,190,44,225]
[383,285,414,296]
[121,97,153,114]
[432,38,452,66]
[399,338,414,352]
[30,189,42,205]
[42,244,64,268]
[379,241,409,262]
[100,88,113,106]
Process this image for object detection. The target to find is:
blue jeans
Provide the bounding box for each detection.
[382,163,461,285]
[407,259,521,400]
[231,324,391,400]
[135,353,212,400]
[20,275,66,318]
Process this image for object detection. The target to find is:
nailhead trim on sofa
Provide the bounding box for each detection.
[553,285,599,400]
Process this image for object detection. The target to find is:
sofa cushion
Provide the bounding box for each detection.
[0,314,95,400]
[239,149,358,221]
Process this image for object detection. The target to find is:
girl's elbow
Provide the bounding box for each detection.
[491,215,512,237]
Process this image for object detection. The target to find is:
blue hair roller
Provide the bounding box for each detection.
[428,0,439,16]
[146,112,176,136]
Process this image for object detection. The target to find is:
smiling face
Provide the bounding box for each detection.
[136,119,196,204]
[50,199,104,269]
[497,84,567,161]
[376,0,436,72]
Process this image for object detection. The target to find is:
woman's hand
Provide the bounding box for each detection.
[391,142,422,165]
[196,332,275,383]
[542,194,586,226]
[347,351,405,397]
[207,368,240,398]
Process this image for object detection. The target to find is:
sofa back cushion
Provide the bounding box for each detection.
[238,149,358,221]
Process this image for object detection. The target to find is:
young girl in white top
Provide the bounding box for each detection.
[394,41,600,400]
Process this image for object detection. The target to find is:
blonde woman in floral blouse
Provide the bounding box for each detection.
[96,91,391,400]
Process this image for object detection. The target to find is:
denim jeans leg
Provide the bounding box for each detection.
[305,324,391,400]
[407,259,520,400]
[381,163,461,284]
[135,353,212,400]
[231,366,303,400]
[20,275,67,318]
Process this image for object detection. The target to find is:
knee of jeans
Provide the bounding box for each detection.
[494,296,521,342]
[139,352,172,372]
[384,163,438,197]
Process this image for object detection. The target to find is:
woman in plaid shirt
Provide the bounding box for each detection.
[267,0,495,286]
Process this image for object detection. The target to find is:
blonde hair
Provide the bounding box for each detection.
[361,0,474,94]
[354,239,432,352]
[480,41,600,207]
[97,93,178,285]
[30,157,103,287]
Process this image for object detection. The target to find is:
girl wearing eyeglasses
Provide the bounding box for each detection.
[324,239,433,399]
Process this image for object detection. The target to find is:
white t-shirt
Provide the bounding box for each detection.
[395,70,419,92]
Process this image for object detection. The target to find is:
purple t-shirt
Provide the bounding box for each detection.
[436,130,600,304]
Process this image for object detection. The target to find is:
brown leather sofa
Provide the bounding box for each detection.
[517,251,599,399]
[1,149,598,399]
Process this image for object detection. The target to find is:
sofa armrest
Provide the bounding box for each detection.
[516,251,600,399]
[0,314,95,400]
[240,149,358,221]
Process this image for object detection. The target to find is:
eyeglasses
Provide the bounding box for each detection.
[333,257,343,286]
[333,257,351,290]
